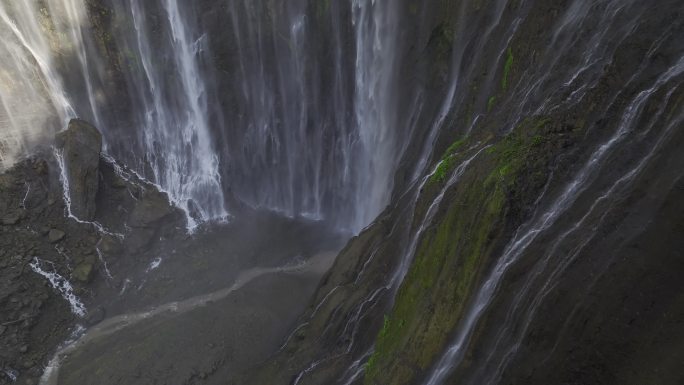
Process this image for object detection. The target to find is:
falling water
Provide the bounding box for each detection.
[118,0,229,228]
[217,0,405,230]
[422,3,684,383]
[0,0,228,228]
[0,1,75,169]
[0,0,411,231]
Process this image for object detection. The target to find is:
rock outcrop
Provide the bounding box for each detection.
[0,119,186,385]
[55,119,102,221]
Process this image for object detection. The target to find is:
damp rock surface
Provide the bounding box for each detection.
[55,119,102,221]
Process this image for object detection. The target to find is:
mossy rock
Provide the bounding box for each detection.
[72,262,94,283]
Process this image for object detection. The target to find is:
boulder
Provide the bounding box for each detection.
[2,212,20,225]
[48,229,65,243]
[85,306,106,326]
[128,189,176,227]
[99,234,123,256]
[55,119,102,221]
[72,262,93,283]
[126,189,177,253]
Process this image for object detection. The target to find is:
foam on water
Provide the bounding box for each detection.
[29,258,86,317]
[146,257,163,273]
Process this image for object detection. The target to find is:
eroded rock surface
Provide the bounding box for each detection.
[55,119,102,221]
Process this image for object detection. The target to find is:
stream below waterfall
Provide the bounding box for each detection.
[41,251,338,385]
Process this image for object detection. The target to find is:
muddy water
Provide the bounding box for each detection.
[42,251,338,385]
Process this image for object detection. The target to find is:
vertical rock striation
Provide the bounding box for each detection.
[55,119,102,221]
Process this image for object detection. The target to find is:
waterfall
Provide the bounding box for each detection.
[0,0,229,229]
[349,0,402,230]
[121,0,229,228]
[0,1,76,169]
[218,0,405,231]
[0,0,408,231]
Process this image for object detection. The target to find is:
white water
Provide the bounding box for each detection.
[0,1,75,169]
[219,0,407,231]
[39,251,335,385]
[0,0,415,232]
[349,0,402,230]
[473,59,684,385]
[123,0,228,229]
[423,53,684,385]
[2,368,18,383]
[146,256,163,272]
[0,0,227,229]
[29,258,86,317]
[54,146,124,238]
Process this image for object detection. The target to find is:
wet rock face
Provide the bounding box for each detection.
[0,123,185,384]
[55,119,102,221]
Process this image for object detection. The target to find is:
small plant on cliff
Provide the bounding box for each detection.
[429,137,467,184]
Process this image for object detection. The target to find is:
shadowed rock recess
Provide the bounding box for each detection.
[0,0,683,385]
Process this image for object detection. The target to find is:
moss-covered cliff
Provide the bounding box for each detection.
[234,0,684,384]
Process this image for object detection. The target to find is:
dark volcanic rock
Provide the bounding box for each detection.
[72,262,93,283]
[1,212,20,225]
[0,137,186,385]
[48,228,65,243]
[125,189,180,253]
[55,119,102,221]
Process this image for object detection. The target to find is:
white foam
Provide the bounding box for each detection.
[146,256,163,272]
[95,245,113,280]
[119,278,131,296]
[2,369,18,382]
[29,258,86,317]
[21,182,30,208]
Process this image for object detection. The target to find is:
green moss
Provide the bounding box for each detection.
[429,137,468,184]
[365,353,377,373]
[379,315,390,338]
[502,47,514,90]
[430,157,452,184]
[486,117,549,186]
[364,116,551,385]
[443,138,467,157]
[488,95,497,111]
[366,162,506,384]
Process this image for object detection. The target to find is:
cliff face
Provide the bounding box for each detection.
[230,1,684,385]
[0,121,188,384]
[1,0,683,384]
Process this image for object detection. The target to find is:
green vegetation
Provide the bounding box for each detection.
[364,117,551,385]
[487,117,549,185]
[430,157,452,184]
[488,95,497,111]
[429,137,467,184]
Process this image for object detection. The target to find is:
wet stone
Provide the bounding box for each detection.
[2,213,20,225]
[86,306,105,326]
[72,262,93,283]
[48,229,65,243]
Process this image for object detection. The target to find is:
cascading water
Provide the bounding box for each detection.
[0,0,228,228]
[0,1,75,169]
[107,0,229,228]
[215,0,406,231]
[3,1,681,384]
[0,0,409,232]
[225,1,684,384]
